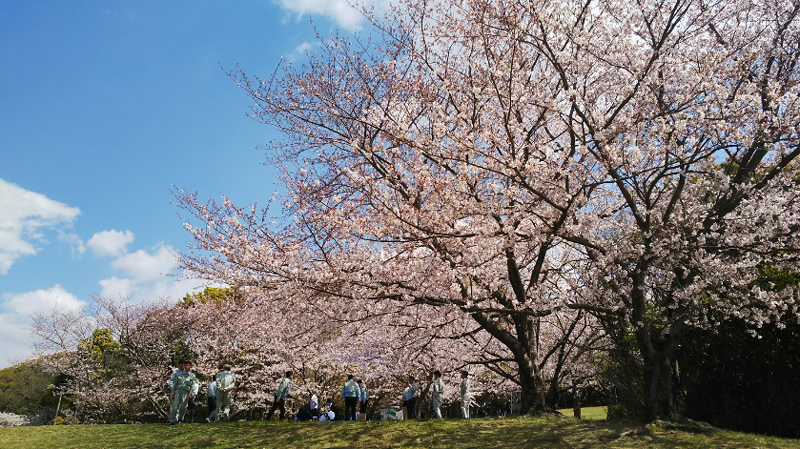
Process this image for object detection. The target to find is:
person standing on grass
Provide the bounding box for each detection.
[432,370,444,419]
[215,365,237,422]
[460,371,471,419]
[186,391,197,423]
[341,374,360,421]
[206,380,217,422]
[358,379,369,420]
[267,371,292,420]
[403,376,420,419]
[168,360,198,425]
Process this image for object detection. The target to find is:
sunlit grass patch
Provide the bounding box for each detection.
[0,415,797,449]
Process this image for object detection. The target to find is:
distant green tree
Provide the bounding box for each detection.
[179,287,242,307]
[78,329,125,380]
[0,361,55,416]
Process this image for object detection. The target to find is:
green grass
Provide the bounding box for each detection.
[0,416,797,449]
[557,406,608,420]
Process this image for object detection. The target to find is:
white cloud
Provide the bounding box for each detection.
[285,42,316,63]
[296,42,313,54]
[95,243,210,305]
[98,276,136,300]
[0,179,81,275]
[296,41,314,55]
[0,313,35,368]
[87,229,135,256]
[276,0,392,31]
[111,245,178,281]
[4,284,87,318]
[0,285,88,367]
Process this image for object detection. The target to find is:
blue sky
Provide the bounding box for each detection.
[0,0,388,368]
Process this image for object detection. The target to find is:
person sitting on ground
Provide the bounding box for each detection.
[310,391,319,419]
[326,398,343,421]
[297,403,313,421]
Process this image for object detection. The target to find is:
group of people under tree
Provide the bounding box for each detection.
[168,360,236,425]
[277,372,370,422]
[168,362,472,423]
[403,371,471,420]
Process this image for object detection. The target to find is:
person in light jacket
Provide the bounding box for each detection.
[267,371,292,420]
[432,370,444,419]
[168,360,198,425]
[460,371,471,419]
[358,379,370,420]
[215,365,237,422]
[206,380,217,422]
[402,376,420,419]
[341,374,360,421]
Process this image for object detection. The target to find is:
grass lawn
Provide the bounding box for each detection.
[557,406,608,420]
[1,415,797,449]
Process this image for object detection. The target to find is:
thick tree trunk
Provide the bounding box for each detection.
[643,344,677,421]
[517,353,547,414]
[519,370,547,414]
[469,309,547,415]
[630,272,685,422]
[544,359,568,410]
[635,318,685,421]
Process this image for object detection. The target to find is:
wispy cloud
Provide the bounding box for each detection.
[285,41,316,62]
[0,179,81,275]
[275,0,393,31]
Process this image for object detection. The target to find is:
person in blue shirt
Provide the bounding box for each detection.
[402,376,420,419]
[358,379,370,420]
[267,371,292,420]
[341,374,360,421]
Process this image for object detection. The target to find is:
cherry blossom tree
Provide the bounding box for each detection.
[30,297,182,422]
[176,0,800,420]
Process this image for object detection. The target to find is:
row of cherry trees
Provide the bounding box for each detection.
[30,288,602,422]
[175,0,800,421]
